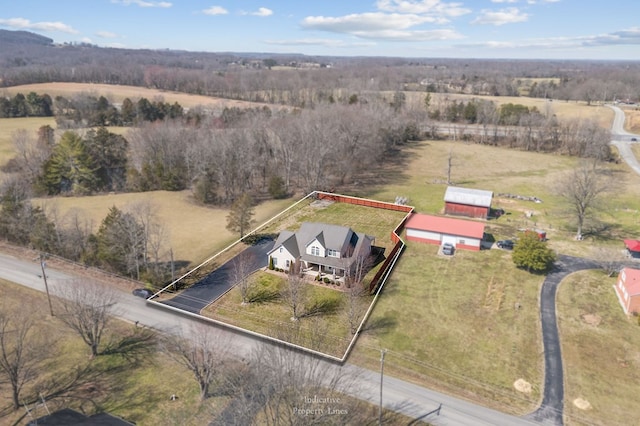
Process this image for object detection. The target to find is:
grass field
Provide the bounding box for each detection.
[557,270,640,425]
[1,82,273,110]
[0,280,221,426]
[32,190,296,266]
[403,92,615,128]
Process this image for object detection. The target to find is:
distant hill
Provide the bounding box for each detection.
[0,29,53,46]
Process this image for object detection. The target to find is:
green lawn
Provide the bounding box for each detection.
[557,270,640,426]
[351,242,543,414]
[205,271,365,358]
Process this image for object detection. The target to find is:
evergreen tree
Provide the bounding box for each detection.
[41,131,97,195]
[226,194,255,238]
[512,232,556,273]
[84,128,129,191]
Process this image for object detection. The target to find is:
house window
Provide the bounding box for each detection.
[279,247,283,253]
[272,257,278,266]
[459,239,465,245]
[327,249,339,257]
[311,246,320,256]
[286,260,290,268]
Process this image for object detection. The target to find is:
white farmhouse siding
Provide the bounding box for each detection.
[271,246,296,270]
[405,213,485,251]
[306,238,326,257]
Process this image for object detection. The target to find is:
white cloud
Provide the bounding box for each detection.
[80,37,93,44]
[492,0,518,3]
[252,7,273,17]
[375,0,471,18]
[0,17,78,33]
[265,38,376,48]
[471,8,529,25]
[301,1,468,43]
[96,31,118,38]
[302,13,440,33]
[111,0,172,7]
[202,6,228,16]
[458,27,640,51]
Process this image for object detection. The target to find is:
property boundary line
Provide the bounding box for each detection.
[150,190,415,362]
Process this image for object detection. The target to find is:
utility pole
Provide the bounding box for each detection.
[379,348,387,426]
[39,253,54,317]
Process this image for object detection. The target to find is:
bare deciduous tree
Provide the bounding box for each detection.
[232,249,255,305]
[55,279,118,358]
[162,323,230,401]
[212,341,363,426]
[556,161,613,240]
[283,271,308,321]
[0,310,47,410]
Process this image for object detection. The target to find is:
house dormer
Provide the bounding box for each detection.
[306,232,326,257]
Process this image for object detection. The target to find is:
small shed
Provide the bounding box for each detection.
[623,239,640,259]
[444,186,493,219]
[614,267,640,314]
[404,213,485,251]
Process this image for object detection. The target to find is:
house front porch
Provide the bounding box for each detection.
[301,263,346,284]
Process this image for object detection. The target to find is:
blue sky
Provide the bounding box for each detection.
[1,0,640,59]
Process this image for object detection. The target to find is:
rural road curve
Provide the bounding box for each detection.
[608,104,640,175]
[0,251,540,425]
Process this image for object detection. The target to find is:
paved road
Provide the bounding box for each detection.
[163,239,274,313]
[0,251,539,425]
[608,105,640,175]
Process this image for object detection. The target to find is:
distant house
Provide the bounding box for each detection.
[444,186,493,219]
[267,222,375,278]
[623,239,640,259]
[614,267,640,314]
[404,213,485,251]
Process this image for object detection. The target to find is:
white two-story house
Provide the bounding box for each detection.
[267,222,374,278]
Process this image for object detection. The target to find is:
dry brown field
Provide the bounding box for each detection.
[32,191,295,265]
[403,92,615,129]
[1,82,274,109]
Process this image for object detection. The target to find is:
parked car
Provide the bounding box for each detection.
[442,243,455,255]
[496,240,514,250]
[132,288,155,299]
[632,137,638,142]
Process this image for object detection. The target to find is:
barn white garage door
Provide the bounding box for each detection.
[441,235,457,246]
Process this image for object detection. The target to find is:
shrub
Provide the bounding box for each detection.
[323,277,330,284]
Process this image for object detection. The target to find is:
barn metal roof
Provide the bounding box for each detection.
[444,186,493,208]
[405,213,485,239]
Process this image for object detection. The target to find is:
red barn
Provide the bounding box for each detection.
[444,186,493,219]
[615,267,640,314]
[404,213,485,251]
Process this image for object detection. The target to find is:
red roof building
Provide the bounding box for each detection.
[404,213,485,251]
[444,186,493,219]
[624,239,640,258]
[615,267,640,315]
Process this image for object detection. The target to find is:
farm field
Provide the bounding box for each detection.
[403,92,615,128]
[1,82,273,110]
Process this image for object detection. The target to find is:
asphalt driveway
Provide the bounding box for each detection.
[163,239,274,314]
[527,255,600,426]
